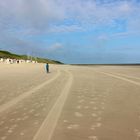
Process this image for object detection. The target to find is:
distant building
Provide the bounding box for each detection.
[0,58,4,63]
[0,58,37,64]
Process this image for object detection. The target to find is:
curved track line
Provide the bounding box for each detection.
[99,71,140,86]
[33,70,73,140]
[0,70,61,113]
[108,72,140,81]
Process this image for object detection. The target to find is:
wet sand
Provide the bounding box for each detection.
[0,64,140,140]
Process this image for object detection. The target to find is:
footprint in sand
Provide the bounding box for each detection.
[78,96,84,99]
[96,117,102,121]
[76,105,82,109]
[134,129,140,140]
[101,106,105,110]
[29,109,35,113]
[1,136,7,140]
[88,136,98,140]
[20,132,25,136]
[16,118,22,121]
[22,116,29,120]
[67,124,79,130]
[93,107,98,110]
[12,111,17,114]
[0,121,4,125]
[101,102,105,105]
[90,101,95,104]
[84,106,89,109]
[78,99,85,103]
[4,126,9,130]
[34,121,39,125]
[91,122,102,128]
[91,113,98,117]
[11,124,18,129]
[63,120,68,123]
[34,113,40,117]
[75,112,83,117]
[42,108,47,111]
[8,129,13,133]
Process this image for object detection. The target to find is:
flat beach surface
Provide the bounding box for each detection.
[0,63,140,140]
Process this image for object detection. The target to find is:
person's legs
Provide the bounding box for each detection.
[47,68,49,73]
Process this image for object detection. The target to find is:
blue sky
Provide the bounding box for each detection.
[0,0,140,64]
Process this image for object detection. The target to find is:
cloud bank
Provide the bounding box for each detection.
[0,0,140,63]
[0,0,140,33]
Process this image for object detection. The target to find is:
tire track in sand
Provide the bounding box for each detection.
[33,70,73,140]
[0,70,61,113]
[107,72,140,81]
[98,71,140,86]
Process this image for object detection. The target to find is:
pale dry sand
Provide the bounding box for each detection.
[0,64,140,140]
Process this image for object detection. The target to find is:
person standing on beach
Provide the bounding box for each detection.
[46,63,49,73]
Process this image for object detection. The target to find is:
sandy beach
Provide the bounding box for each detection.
[0,63,140,140]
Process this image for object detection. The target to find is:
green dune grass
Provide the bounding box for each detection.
[0,50,63,64]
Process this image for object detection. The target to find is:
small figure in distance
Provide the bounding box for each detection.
[46,63,49,73]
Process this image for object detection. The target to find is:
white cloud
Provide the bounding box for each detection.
[0,0,139,33]
[97,34,109,41]
[44,42,65,60]
[47,43,63,52]
[0,0,140,52]
[48,24,86,33]
[110,31,140,39]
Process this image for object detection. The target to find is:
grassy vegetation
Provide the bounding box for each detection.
[0,50,63,64]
